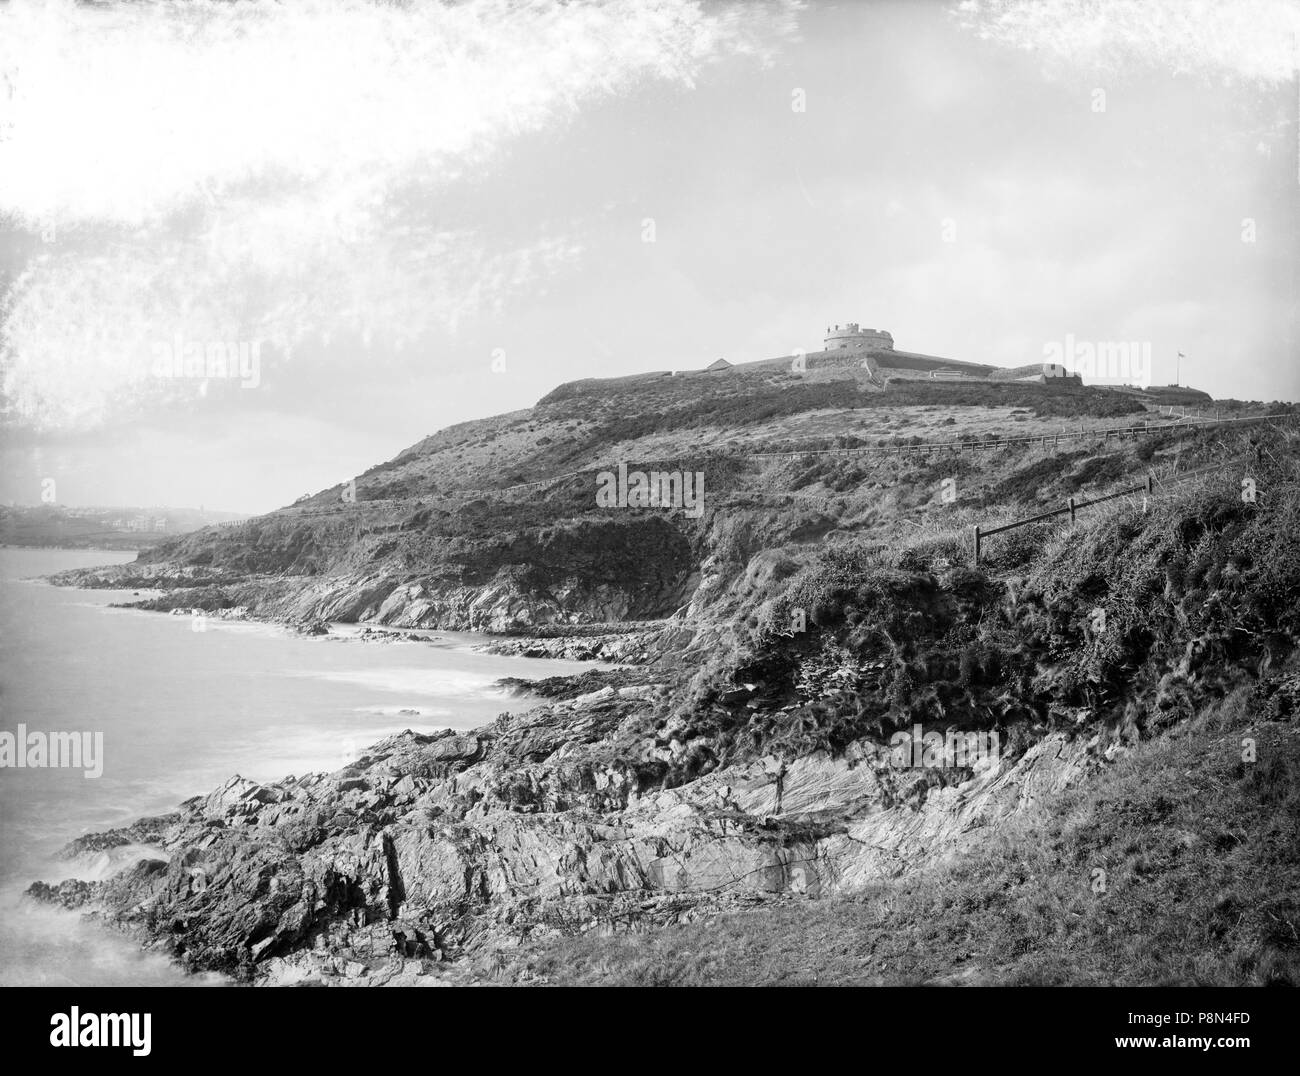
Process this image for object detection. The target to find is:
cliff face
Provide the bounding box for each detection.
[54,514,701,633]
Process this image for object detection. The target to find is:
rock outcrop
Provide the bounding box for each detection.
[29,682,1096,985]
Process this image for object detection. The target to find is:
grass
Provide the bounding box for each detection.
[502,679,1300,986]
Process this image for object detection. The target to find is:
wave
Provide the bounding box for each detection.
[288,666,500,698]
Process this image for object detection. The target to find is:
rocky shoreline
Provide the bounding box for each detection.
[49,559,671,665]
[25,663,1102,985]
[45,558,664,659]
[478,630,660,664]
[49,538,693,636]
[29,553,1296,985]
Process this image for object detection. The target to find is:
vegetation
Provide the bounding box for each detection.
[53,354,1299,987]
[625,423,1300,817]
[506,673,1300,985]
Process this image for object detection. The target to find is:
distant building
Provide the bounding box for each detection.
[824,323,894,352]
[546,319,1189,398]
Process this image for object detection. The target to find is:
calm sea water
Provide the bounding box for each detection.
[0,546,594,985]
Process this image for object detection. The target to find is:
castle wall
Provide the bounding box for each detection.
[882,351,997,375]
[990,362,1074,382]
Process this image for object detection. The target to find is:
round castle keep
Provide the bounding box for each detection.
[824,322,894,352]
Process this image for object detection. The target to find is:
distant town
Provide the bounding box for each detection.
[0,503,248,550]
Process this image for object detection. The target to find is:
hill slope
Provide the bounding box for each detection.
[34,368,1300,984]
[52,371,1198,636]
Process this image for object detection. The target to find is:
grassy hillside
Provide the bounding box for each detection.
[39,360,1300,987]
[55,367,1290,640]
[53,372,1200,630]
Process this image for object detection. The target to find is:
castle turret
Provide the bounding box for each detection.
[824,322,894,352]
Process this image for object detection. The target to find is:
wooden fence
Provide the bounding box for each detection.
[970,453,1258,565]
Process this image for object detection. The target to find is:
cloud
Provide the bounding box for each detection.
[0,0,800,432]
[952,0,1300,87]
[0,224,584,430]
[0,0,799,230]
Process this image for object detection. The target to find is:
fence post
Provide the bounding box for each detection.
[1146,474,1154,495]
[1068,496,1077,524]
[972,524,982,566]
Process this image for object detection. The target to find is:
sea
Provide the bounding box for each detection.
[0,546,595,985]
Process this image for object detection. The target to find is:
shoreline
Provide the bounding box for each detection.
[9,556,662,986]
[39,558,669,663]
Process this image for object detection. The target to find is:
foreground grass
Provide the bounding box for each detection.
[505,687,1300,986]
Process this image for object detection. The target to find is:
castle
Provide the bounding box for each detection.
[657,324,1073,388]
[811,321,1070,385]
[543,318,1203,404]
[824,323,894,352]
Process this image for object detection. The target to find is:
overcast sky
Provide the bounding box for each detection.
[1,0,1297,514]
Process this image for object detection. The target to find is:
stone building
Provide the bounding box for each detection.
[823,323,894,352]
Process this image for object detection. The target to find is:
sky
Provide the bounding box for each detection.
[1,0,1297,514]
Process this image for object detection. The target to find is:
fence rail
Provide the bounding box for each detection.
[970,453,1257,564]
